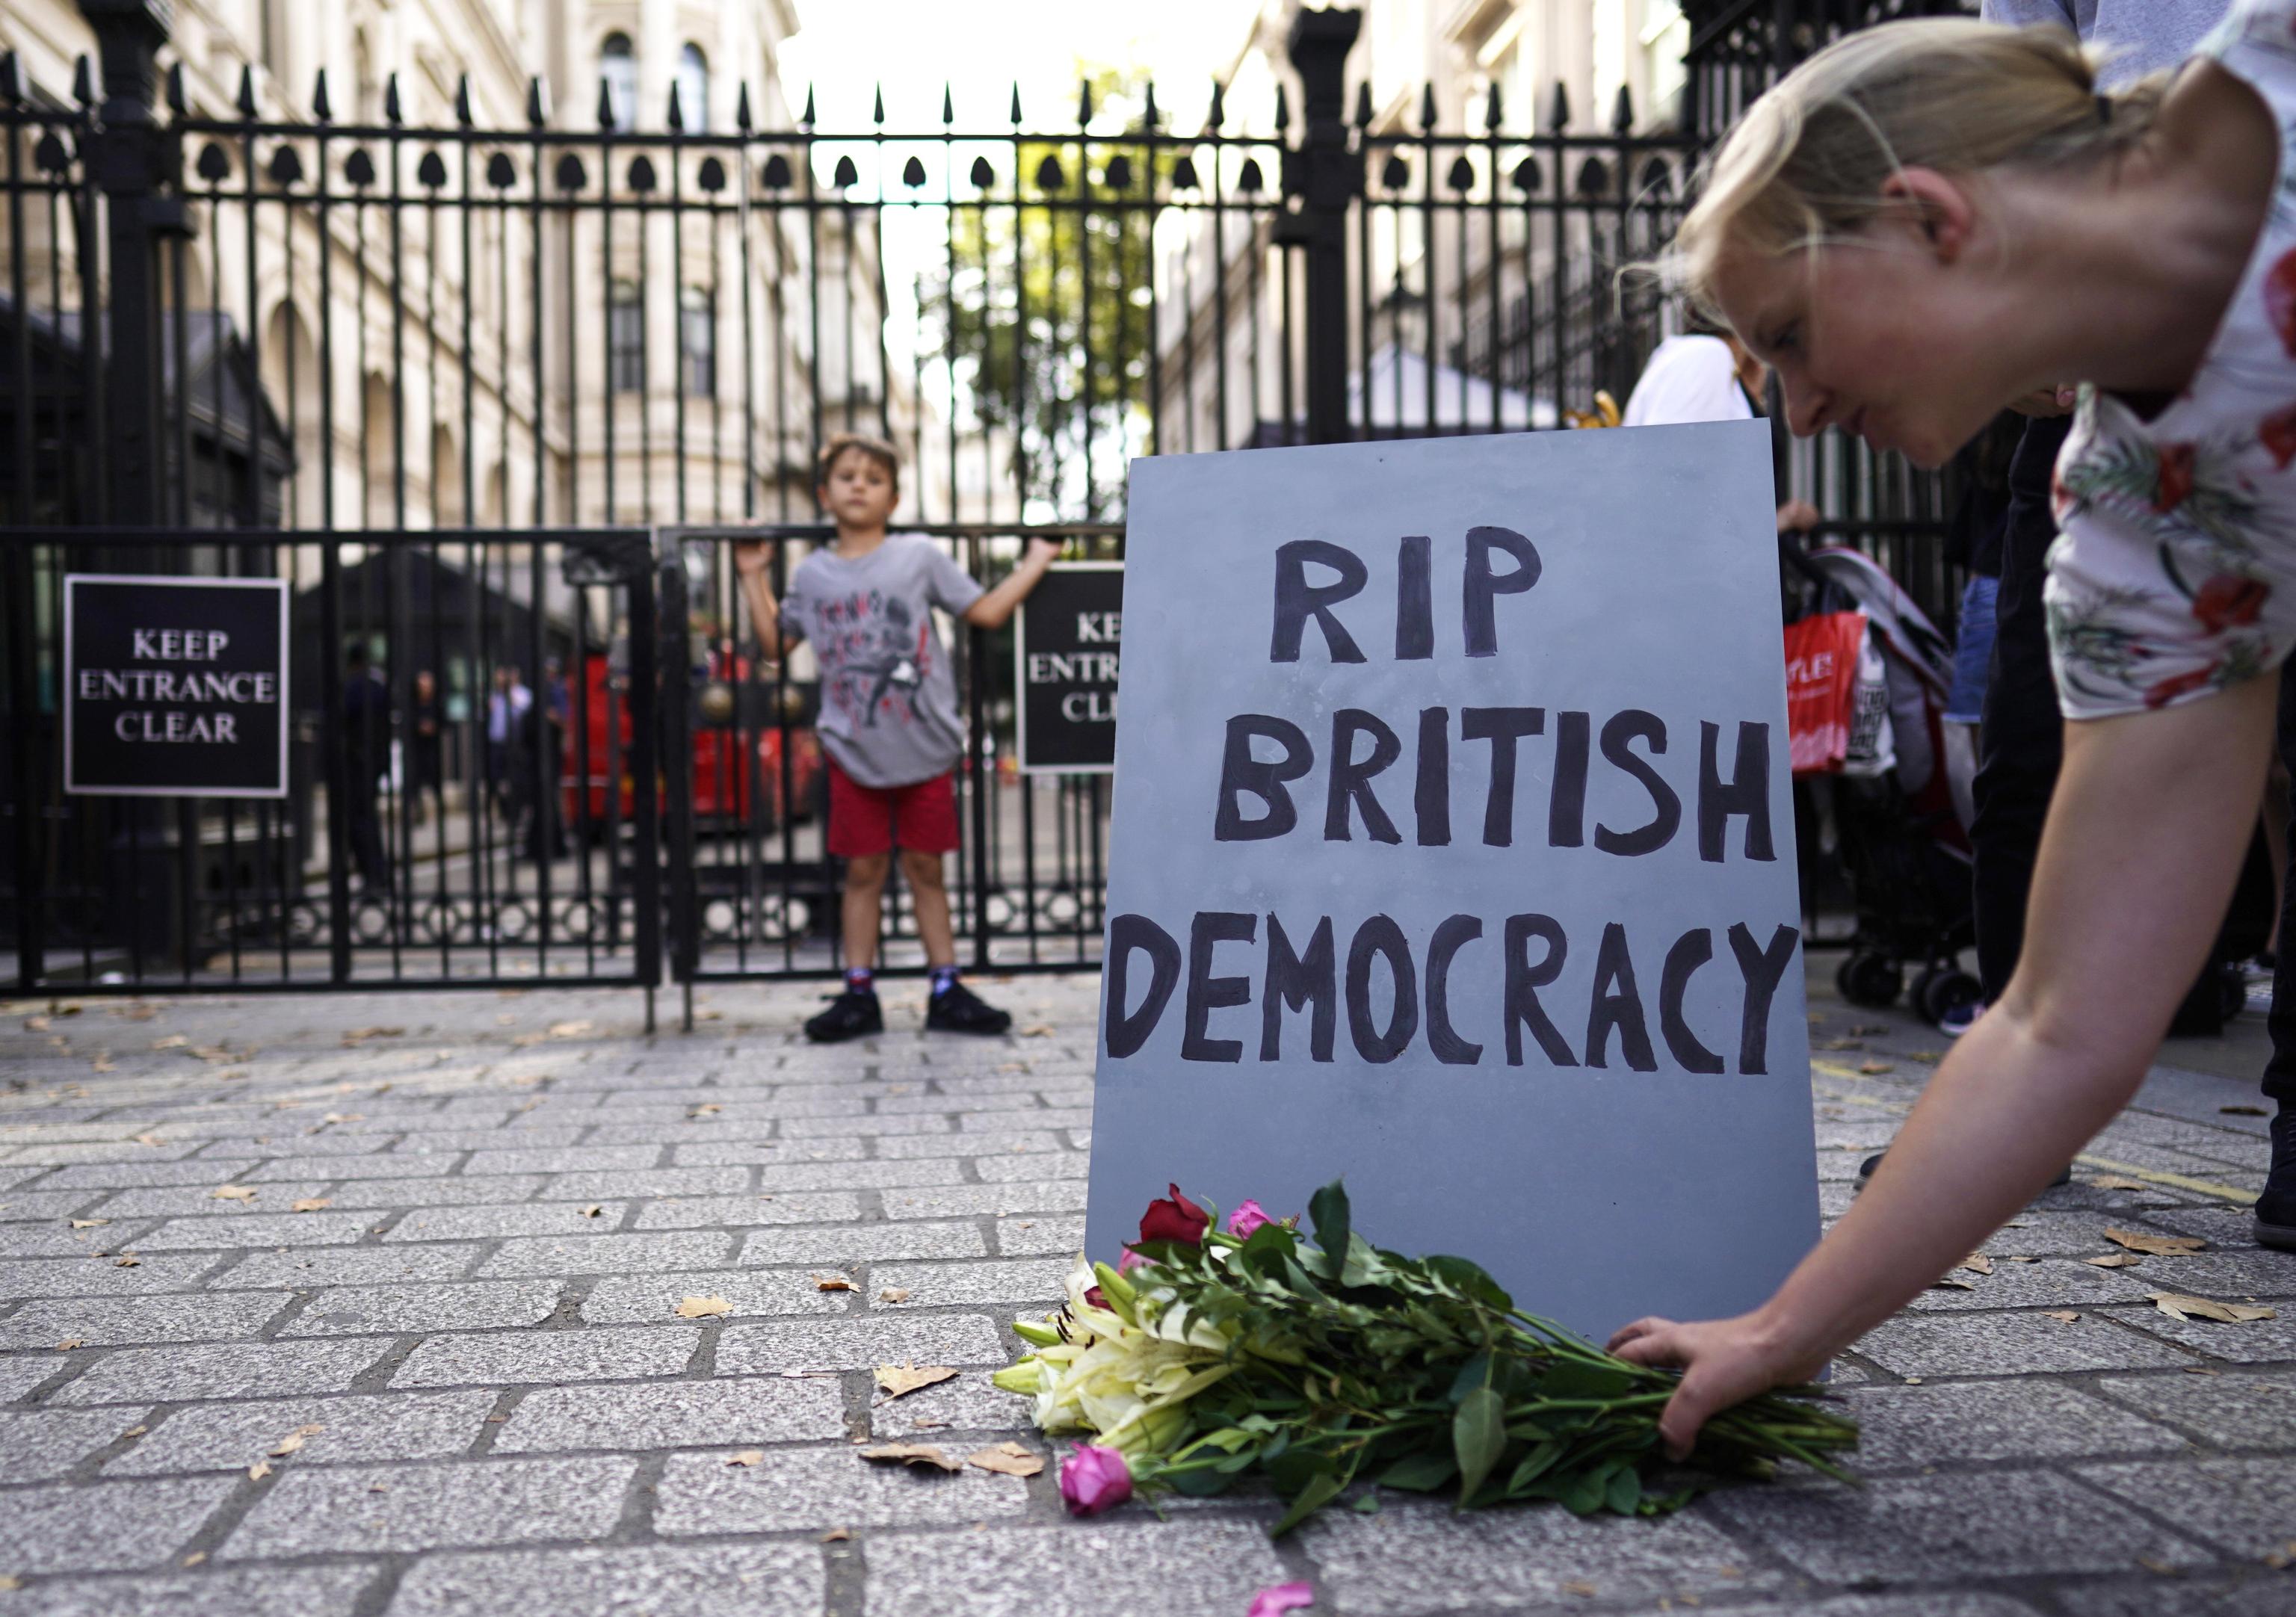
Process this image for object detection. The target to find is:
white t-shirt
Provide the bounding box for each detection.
[1621,336,1755,429]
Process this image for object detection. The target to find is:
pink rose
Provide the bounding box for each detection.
[1226,1199,1273,1239]
[1249,1584,1316,1616]
[1058,1444,1133,1515]
[1116,1247,1151,1276]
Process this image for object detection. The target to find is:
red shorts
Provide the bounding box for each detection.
[825,761,960,857]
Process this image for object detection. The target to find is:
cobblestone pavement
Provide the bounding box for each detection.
[1,968,2292,1616]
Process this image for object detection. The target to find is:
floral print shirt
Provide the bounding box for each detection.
[2045,0,2296,717]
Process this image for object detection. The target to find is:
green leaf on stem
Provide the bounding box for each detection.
[1272,1468,1348,1536]
[1453,1385,1507,1503]
[1377,1451,1459,1491]
[1306,1181,1351,1282]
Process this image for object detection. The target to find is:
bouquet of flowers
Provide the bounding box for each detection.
[994,1181,1857,1534]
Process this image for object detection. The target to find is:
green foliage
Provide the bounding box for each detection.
[1115,1181,1860,1536]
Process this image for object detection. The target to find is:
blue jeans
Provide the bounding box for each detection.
[1944,573,1999,727]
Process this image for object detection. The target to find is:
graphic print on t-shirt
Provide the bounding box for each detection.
[811,587,936,733]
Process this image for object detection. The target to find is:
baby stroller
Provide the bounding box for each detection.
[1784,544,1984,1027]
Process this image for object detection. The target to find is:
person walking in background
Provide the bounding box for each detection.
[410,669,444,830]
[734,433,1058,1043]
[340,642,392,896]
[487,664,531,829]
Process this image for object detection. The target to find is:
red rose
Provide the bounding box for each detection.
[1135,1184,1211,1247]
[2264,404,2296,469]
[2268,250,2296,358]
[2192,574,2270,634]
[2144,667,2218,709]
[2154,443,2197,513]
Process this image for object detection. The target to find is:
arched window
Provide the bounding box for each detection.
[600,33,637,131]
[680,287,715,398]
[677,43,709,133]
[609,279,645,392]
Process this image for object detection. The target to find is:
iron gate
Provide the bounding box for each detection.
[1,1,1966,1002]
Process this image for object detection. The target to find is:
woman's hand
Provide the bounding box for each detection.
[1608,1310,1830,1459]
[733,541,771,579]
[1774,499,1821,535]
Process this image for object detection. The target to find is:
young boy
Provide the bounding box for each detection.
[735,433,1058,1042]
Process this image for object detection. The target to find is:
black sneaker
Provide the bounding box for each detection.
[1857,1151,2072,1188]
[925,980,1012,1036]
[2256,1110,2296,1252]
[805,989,883,1044]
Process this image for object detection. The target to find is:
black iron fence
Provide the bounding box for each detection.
[1,1,1966,1004]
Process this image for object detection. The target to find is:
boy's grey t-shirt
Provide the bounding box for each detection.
[1981,0,2227,84]
[780,533,986,788]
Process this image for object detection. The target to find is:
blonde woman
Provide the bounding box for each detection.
[1608,1,2296,1450]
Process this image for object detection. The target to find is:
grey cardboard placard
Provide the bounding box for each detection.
[1086,422,1818,1344]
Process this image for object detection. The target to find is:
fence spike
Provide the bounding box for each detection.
[72,55,93,107]
[1274,81,1289,132]
[942,83,953,126]
[1418,81,1436,132]
[1144,80,1159,129]
[1611,84,1634,134]
[667,81,684,133]
[526,75,549,128]
[0,51,22,107]
[1078,78,1092,126]
[1010,81,1022,126]
[802,84,816,127]
[384,71,402,125]
[1545,80,1569,132]
[235,62,258,117]
[1353,81,1371,128]
[1209,77,1225,131]
[164,61,187,115]
[1485,80,1502,134]
[737,82,753,132]
[596,75,617,131]
[872,82,884,125]
[311,67,331,122]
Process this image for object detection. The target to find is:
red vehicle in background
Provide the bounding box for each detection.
[564,646,824,835]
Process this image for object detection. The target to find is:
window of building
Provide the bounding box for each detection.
[680,286,715,398]
[601,33,637,130]
[610,279,644,392]
[677,43,709,133]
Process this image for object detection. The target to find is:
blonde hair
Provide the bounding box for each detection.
[1667,19,2169,318]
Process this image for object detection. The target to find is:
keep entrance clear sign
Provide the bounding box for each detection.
[64,574,290,797]
[1085,423,1818,1343]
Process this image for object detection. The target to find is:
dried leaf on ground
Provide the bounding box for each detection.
[674,1295,733,1319]
[270,1423,324,1456]
[151,1034,188,1049]
[320,1113,363,1125]
[725,1450,765,1467]
[2087,1175,2153,1191]
[1849,1024,1888,1036]
[1957,1254,1993,1276]
[819,1527,852,1543]
[2044,1310,2081,1324]
[1562,1582,1599,1598]
[579,1205,605,1218]
[290,1199,332,1213]
[2106,1228,2206,1256]
[859,1443,962,1472]
[878,1287,911,1304]
[69,1219,108,1230]
[874,1363,960,1400]
[210,1185,259,1202]
[247,1460,273,1480]
[2087,1253,2143,1269]
[1929,1277,1976,1290]
[117,1005,155,1021]
[54,1339,83,1351]
[1858,1061,1896,1075]
[24,1015,49,1031]
[548,1020,593,1039]
[133,1134,163,1147]
[120,1426,146,1438]
[114,1255,139,1268]
[2008,1255,2037,1264]
[90,1055,114,1072]
[180,1552,206,1568]
[2221,1104,2269,1116]
[814,1274,854,1292]
[0,1575,21,1591]
[1021,1024,1057,1037]
[689,1104,722,1118]
[965,1441,1044,1477]
[339,1027,403,1046]
[2150,1292,2276,1323]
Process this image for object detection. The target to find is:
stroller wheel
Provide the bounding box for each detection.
[1915,967,1983,1028]
[1836,950,1904,1010]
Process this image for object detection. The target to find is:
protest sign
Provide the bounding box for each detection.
[64,574,289,798]
[1086,423,1818,1343]
[1015,562,1122,773]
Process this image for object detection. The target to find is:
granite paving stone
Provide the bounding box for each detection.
[45,1339,391,1404]
[1901,1258,2161,1312]
[492,1374,845,1452]
[0,1226,152,1262]
[670,1136,868,1165]
[39,1160,263,1190]
[630,1190,862,1228]
[2093,1368,2296,1447]
[972,1148,1093,1181]
[224,1456,636,1556]
[0,1406,148,1482]
[1,1477,239,1572]
[0,1252,222,1299]
[865,1521,1292,1616]
[868,1369,1033,1436]
[1703,1469,2214,1581]
[474,1230,732,1276]
[244,1153,478,1180]
[389,1324,700,1388]
[0,1192,112,1225]
[0,1291,289,1349]
[129,1210,380,1249]
[2060,1574,2296,1617]
[460,1145,664,1176]
[737,1218,989,1266]
[280,1279,567,1336]
[204,1244,487,1289]
[2080,1458,2296,1558]
[0,1352,66,1401]
[1854,1310,2196,1376]
[879,1181,1091,1219]
[993,1214,1087,1256]
[310,1174,555,1209]
[75,1183,338,1218]
[578,1269,845,1323]
[653,1443,1028,1533]
[753,1159,967,1192]
[383,1203,630,1243]
[0,1565,378,1617]
[105,1391,496,1474]
[714,1313,1007,1373]
[540,1167,751,1200]
[1831,1379,2187,1471]
[868,1257,1071,1307]
[386,1543,823,1617]
[2094,1304,2296,1364]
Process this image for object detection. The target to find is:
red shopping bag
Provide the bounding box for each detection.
[1784,610,1866,776]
